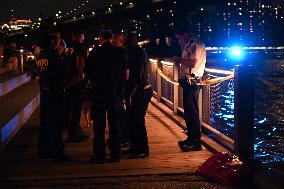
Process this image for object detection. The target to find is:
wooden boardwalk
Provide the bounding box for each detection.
[0,103,212,183]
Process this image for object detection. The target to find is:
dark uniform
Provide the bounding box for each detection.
[176,35,206,151]
[126,46,153,158]
[65,41,89,141]
[36,48,68,160]
[85,41,128,161]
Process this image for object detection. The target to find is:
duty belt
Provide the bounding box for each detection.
[40,86,50,91]
[183,76,202,85]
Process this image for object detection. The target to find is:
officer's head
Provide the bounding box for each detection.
[175,25,193,50]
[38,32,52,49]
[125,34,138,48]
[53,31,61,41]
[113,33,125,48]
[99,29,113,45]
[74,30,84,44]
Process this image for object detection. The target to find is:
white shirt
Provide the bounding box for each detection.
[180,39,206,79]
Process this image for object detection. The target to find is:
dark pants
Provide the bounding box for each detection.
[128,87,153,154]
[183,84,201,145]
[65,84,83,137]
[92,97,122,159]
[120,104,129,144]
[39,88,65,158]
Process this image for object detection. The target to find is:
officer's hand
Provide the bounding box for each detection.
[126,97,132,107]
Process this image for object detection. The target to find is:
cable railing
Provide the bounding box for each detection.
[149,58,254,159]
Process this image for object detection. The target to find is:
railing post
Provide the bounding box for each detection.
[234,64,254,162]
[156,59,162,101]
[202,85,210,124]
[173,63,179,113]
[20,49,24,73]
[198,86,203,124]
[0,44,3,66]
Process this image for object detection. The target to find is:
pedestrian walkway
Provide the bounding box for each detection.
[0,103,246,189]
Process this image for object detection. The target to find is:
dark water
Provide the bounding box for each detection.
[207,60,284,165]
[210,76,284,164]
[254,76,284,164]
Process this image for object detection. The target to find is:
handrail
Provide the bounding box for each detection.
[156,66,234,86]
[156,67,179,85]
[202,75,234,85]
[150,58,234,86]
[205,68,234,75]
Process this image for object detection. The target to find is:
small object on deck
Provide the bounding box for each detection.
[195,152,251,186]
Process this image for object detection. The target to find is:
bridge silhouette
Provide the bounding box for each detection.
[0,1,283,188]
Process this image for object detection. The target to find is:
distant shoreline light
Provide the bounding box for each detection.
[206,46,284,50]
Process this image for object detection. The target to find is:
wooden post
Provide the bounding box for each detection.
[0,128,2,150]
[198,86,203,125]
[173,63,179,113]
[202,85,210,124]
[0,44,3,66]
[156,59,162,101]
[234,64,254,162]
[20,50,24,73]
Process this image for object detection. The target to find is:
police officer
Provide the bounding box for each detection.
[65,30,89,143]
[123,34,153,159]
[36,32,71,161]
[113,33,129,147]
[85,29,129,163]
[174,26,206,151]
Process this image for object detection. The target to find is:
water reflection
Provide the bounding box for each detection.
[254,77,284,164]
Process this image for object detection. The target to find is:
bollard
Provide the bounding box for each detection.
[234,64,254,162]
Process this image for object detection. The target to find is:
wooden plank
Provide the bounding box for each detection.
[0,104,212,182]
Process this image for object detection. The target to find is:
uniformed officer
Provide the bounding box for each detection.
[174,26,206,151]
[123,34,153,159]
[113,33,129,147]
[85,29,129,163]
[36,33,71,161]
[65,30,89,143]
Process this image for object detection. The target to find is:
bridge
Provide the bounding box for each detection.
[0,68,228,189]
[0,1,283,188]
[1,55,283,189]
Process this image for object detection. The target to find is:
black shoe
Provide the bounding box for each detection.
[80,133,90,139]
[121,142,131,149]
[38,153,51,159]
[129,153,149,159]
[180,144,202,152]
[89,156,105,164]
[121,148,135,155]
[178,138,191,146]
[67,134,89,143]
[53,154,72,162]
[106,156,120,163]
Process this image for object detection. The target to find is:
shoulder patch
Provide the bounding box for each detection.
[37,59,48,71]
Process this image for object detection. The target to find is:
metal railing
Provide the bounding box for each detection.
[149,58,254,160]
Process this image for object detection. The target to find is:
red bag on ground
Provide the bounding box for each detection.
[195,152,250,185]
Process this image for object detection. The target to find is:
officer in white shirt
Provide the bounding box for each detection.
[174,26,206,151]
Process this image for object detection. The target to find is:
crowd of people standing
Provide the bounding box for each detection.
[35,29,153,162]
[34,24,206,163]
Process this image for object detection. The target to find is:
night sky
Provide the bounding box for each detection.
[0,0,110,22]
[1,0,284,22]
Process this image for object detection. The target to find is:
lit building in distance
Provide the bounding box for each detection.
[187,0,284,46]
